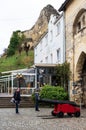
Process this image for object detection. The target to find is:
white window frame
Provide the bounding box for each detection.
[45,56,48,63]
[56,22,60,35]
[50,30,53,42]
[51,53,53,63]
[40,41,42,51]
[45,34,48,46]
[57,48,61,62]
[35,47,37,56]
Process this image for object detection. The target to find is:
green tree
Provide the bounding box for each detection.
[7,30,25,56]
[40,85,68,100]
[32,85,68,102]
[55,62,71,91]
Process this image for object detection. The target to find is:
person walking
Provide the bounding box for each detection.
[13,87,21,114]
[35,89,40,111]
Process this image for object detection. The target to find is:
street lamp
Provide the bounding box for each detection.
[16,73,23,88]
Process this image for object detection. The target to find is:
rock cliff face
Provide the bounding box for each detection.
[22,5,59,48]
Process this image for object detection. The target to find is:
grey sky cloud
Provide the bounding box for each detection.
[0,0,64,55]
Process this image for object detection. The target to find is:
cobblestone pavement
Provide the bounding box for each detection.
[0,107,86,130]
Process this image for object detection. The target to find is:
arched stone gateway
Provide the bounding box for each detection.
[59,0,86,107]
[76,52,86,106]
[71,8,86,106]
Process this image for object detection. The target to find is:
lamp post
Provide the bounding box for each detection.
[16,74,23,88]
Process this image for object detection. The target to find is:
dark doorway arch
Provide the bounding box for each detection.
[76,52,86,106]
[82,58,86,106]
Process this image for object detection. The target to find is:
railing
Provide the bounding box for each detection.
[12,87,35,96]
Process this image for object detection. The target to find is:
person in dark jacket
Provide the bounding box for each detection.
[13,87,21,114]
[35,89,40,111]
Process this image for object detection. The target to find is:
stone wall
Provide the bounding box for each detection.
[65,0,86,105]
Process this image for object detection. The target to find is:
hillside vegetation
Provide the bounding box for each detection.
[0,5,58,74]
[0,50,34,73]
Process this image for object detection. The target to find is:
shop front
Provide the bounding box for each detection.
[34,64,57,87]
[0,68,37,96]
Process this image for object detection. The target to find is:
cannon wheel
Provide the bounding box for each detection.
[51,110,56,116]
[74,111,80,117]
[57,112,64,118]
[67,113,72,117]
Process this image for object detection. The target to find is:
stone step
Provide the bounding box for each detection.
[0,96,34,108]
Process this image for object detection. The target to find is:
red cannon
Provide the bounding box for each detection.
[38,99,80,118]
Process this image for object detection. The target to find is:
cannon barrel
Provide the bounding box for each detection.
[38,98,79,107]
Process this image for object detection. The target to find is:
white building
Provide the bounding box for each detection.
[34,12,65,65]
[34,13,65,86]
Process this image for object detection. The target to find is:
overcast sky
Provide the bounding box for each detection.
[0,0,64,55]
